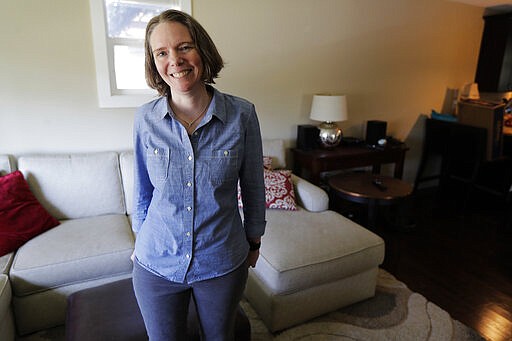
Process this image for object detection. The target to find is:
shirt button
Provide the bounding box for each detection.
[188,155,193,161]
[186,206,192,211]
[194,132,199,136]
[186,254,190,259]
[186,232,191,237]
[187,182,192,187]
[224,150,229,156]
[154,149,158,155]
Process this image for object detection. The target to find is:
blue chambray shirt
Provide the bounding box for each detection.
[132,86,266,284]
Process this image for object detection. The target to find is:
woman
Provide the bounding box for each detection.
[131,9,266,341]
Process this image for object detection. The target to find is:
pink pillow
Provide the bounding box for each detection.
[238,169,298,211]
[0,171,60,256]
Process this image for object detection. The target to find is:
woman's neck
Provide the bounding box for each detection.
[169,85,211,134]
[169,85,210,118]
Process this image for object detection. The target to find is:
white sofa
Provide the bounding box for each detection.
[0,139,385,338]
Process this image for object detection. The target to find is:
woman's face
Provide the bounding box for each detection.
[150,21,204,95]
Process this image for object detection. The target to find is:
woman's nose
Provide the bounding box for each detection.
[168,50,183,66]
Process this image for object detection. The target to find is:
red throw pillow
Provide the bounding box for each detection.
[264,169,298,210]
[238,169,298,210]
[0,171,60,256]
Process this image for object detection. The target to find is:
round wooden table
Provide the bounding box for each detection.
[328,172,413,229]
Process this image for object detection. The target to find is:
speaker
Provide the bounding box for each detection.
[366,120,387,146]
[297,125,320,150]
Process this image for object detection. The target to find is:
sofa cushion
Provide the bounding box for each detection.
[17,152,126,220]
[254,209,384,295]
[0,171,60,257]
[246,267,379,332]
[9,214,134,297]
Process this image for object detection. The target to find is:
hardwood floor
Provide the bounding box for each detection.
[335,186,512,341]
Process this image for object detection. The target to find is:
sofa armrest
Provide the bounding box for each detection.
[0,254,14,276]
[291,174,329,212]
[0,274,15,341]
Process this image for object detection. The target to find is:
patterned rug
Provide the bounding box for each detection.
[242,269,486,341]
[19,269,485,341]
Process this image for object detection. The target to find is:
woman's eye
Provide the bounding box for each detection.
[179,45,193,52]
[154,50,167,58]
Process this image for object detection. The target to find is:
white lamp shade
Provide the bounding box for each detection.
[309,95,348,122]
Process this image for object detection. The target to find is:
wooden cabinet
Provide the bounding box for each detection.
[475,12,512,92]
[292,144,408,186]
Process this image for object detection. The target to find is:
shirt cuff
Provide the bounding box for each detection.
[244,220,266,239]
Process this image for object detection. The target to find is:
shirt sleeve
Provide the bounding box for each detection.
[132,109,153,236]
[239,104,267,239]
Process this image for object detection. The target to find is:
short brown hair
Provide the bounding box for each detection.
[144,10,224,96]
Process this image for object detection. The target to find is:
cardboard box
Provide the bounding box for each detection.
[457,100,505,160]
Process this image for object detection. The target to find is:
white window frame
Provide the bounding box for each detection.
[89,0,192,108]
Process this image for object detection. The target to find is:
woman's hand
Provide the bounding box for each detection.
[246,249,260,268]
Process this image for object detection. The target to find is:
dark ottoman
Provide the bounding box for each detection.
[65,278,251,340]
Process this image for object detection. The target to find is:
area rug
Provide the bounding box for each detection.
[19,269,485,341]
[242,269,486,341]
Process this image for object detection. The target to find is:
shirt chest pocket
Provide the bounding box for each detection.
[210,149,238,185]
[146,147,170,187]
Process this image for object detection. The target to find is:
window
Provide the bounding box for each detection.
[89,0,192,108]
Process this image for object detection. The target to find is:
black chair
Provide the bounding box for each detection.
[441,123,512,222]
[474,156,512,229]
[414,118,454,192]
[439,123,487,208]
[415,118,512,229]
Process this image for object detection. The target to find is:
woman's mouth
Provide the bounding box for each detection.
[171,70,192,79]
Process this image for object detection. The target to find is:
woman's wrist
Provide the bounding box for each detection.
[247,238,261,251]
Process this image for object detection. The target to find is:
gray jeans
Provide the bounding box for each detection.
[132,260,248,341]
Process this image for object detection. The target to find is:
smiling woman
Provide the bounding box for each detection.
[131,9,267,340]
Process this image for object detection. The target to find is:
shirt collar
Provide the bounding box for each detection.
[153,96,170,121]
[209,86,227,124]
[152,86,227,124]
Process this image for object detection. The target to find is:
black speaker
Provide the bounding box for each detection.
[297,125,319,150]
[366,120,387,146]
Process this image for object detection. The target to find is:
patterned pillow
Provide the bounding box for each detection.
[238,169,298,211]
[264,169,298,210]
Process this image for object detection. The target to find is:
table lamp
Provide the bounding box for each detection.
[309,94,348,148]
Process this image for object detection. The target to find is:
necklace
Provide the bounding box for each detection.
[173,98,210,128]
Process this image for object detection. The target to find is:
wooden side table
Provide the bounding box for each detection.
[292,144,408,186]
[328,172,413,230]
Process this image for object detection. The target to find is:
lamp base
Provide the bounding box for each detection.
[318,121,342,148]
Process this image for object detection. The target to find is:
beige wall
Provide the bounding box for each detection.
[0,0,484,182]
